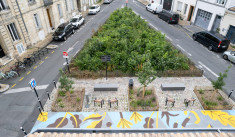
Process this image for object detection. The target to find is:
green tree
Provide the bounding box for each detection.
[59,69,74,93]
[211,65,231,98]
[137,59,156,99]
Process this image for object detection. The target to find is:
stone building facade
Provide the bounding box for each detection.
[0,0,80,66]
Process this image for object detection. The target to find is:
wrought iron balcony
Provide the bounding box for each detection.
[43,0,53,6]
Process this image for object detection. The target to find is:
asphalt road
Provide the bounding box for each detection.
[129,0,235,99]
[0,1,124,137]
[0,0,235,137]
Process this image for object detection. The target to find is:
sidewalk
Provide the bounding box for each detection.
[31,110,235,133]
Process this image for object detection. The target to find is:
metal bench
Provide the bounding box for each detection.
[94,84,118,91]
[161,83,185,91]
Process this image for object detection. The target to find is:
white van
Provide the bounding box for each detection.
[104,0,113,4]
[146,3,163,14]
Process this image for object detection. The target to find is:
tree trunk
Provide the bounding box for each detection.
[211,89,218,99]
[142,86,146,99]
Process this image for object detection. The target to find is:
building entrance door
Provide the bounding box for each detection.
[46,8,53,28]
[0,45,6,58]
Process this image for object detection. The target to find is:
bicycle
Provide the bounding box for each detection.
[0,70,18,79]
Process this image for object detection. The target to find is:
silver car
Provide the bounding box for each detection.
[223,51,235,63]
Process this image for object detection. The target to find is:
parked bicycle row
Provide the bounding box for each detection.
[0,46,50,80]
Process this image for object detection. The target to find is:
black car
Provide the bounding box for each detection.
[53,22,74,41]
[193,31,230,52]
[158,9,179,24]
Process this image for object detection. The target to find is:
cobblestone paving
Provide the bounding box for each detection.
[71,77,212,112]
[44,77,218,112]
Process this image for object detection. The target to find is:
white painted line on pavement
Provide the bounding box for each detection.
[149,23,158,30]
[166,36,172,41]
[4,85,49,94]
[187,52,192,56]
[198,61,219,78]
[176,44,185,52]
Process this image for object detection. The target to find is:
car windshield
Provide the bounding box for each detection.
[90,6,96,9]
[56,27,65,33]
[70,18,78,22]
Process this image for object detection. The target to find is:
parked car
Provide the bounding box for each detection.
[158,9,179,24]
[223,51,235,63]
[88,5,100,15]
[146,3,163,14]
[104,0,113,4]
[70,15,85,29]
[53,22,74,41]
[193,31,230,52]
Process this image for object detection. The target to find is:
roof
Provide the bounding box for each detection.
[28,132,235,137]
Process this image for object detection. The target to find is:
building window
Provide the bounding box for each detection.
[7,23,20,41]
[0,0,9,11]
[65,0,68,11]
[58,4,63,17]
[177,1,183,12]
[70,0,74,10]
[34,14,42,29]
[16,43,25,54]
[216,0,226,5]
[184,4,188,14]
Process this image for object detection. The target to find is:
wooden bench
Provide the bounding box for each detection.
[94,84,118,91]
[161,83,185,91]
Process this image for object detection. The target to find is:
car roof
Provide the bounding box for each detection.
[91,5,98,7]
[58,22,69,28]
[163,9,179,15]
[205,31,228,40]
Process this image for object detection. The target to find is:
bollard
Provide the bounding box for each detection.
[165,97,168,106]
[38,106,42,116]
[46,91,50,100]
[172,100,175,107]
[20,127,27,135]
[53,80,57,88]
[38,98,44,111]
[129,79,134,89]
[228,90,233,99]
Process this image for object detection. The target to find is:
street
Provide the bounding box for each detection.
[0,0,235,137]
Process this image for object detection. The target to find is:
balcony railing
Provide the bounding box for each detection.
[43,0,53,6]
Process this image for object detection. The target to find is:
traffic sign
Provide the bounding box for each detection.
[63,51,69,58]
[101,55,111,62]
[29,78,37,89]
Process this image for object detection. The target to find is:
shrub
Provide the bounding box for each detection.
[59,91,65,96]
[70,90,74,94]
[150,103,155,107]
[151,97,156,102]
[73,7,190,74]
[57,98,62,102]
[59,69,74,93]
[129,95,134,99]
[130,100,137,108]
[129,89,134,95]
[204,100,217,106]
[144,90,152,96]
[199,89,204,94]
[59,102,64,108]
[76,97,80,102]
[223,101,228,106]
[217,96,223,101]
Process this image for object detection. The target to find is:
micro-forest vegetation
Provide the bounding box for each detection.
[73,7,190,74]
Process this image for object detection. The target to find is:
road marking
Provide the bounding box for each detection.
[149,23,158,30]
[187,52,192,56]
[33,66,37,69]
[39,61,44,65]
[52,51,54,53]
[176,44,186,52]
[45,56,48,59]
[27,71,31,75]
[19,77,24,81]
[198,61,219,78]
[11,84,16,88]
[5,85,49,94]
[166,36,172,41]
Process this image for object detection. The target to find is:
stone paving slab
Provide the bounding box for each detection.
[31,110,235,134]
